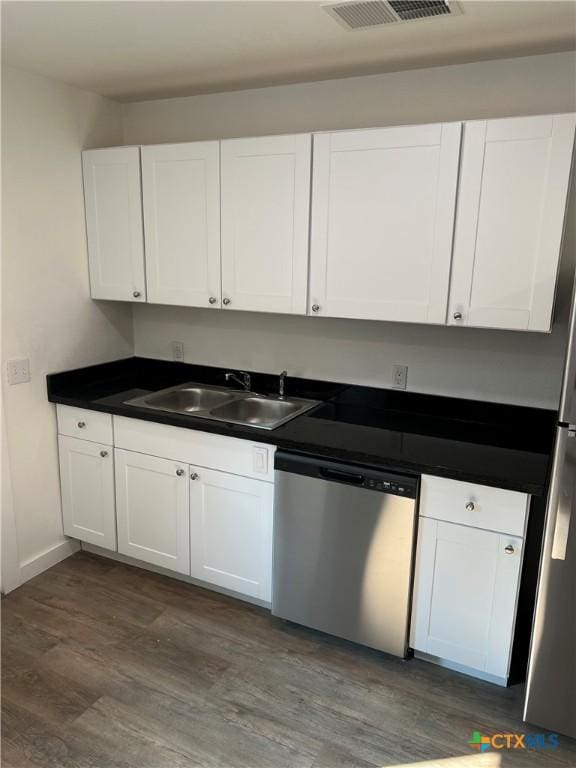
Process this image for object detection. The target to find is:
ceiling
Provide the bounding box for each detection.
[2,1,575,103]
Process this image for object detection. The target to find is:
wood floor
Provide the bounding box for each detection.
[2,552,575,768]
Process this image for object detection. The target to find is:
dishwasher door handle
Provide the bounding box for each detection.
[319,467,365,485]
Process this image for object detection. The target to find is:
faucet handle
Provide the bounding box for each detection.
[225,370,251,391]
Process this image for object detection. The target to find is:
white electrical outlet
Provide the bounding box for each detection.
[172,341,184,362]
[7,358,31,385]
[392,364,408,390]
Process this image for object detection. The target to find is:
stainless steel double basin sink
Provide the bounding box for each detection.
[125,383,320,430]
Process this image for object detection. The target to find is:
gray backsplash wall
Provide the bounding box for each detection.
[132,303,569,407]
[125,51,576,409]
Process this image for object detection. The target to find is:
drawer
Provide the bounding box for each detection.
[420,475,529,537]
[57,405,113,445]
[113,416,275,482]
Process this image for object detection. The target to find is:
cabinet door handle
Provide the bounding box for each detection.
[453,311,463,321]
[133,290,142,299]
[190,472,199,481]
[176,468,185,477]
[100,450,108,458]
[465,502,475,512]
[77,421,86,429]
[311,304,320,313]
[223,298,231,306]
[208,297,217,305]
[504,544,515,554]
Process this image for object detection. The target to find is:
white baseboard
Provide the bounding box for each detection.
[413,650,508,687]
[18,538,80,585]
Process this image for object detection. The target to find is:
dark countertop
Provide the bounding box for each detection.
[47,357,557,496]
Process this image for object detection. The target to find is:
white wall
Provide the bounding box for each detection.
[123,51,576,144]
[124,51,576,408]
[2,66,133,588]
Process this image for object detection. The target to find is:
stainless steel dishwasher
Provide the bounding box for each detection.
[272,451,419,658]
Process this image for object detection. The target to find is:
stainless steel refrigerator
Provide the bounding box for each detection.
[524,281,576,738]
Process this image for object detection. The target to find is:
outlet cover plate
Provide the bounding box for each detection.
[7,358,31,385]
[172,341,184,362]
[392,364,408,390]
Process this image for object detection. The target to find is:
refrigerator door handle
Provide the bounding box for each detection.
[552,429,576,561]
[559,273,576,425]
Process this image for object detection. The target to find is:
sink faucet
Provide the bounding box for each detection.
[225,371,252,392]
[278,370,288,399]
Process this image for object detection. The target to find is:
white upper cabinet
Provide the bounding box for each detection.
[141,142,221,308]
[82,147,146,302]
[449,114,576,332]
[309,123,462,324]
[81,113,574,329]
[220,134,311,314]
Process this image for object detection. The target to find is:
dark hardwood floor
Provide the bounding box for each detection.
[2,552,575,768]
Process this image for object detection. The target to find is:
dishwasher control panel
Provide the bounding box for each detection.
[365,477,413,496]
[275,450,419,499]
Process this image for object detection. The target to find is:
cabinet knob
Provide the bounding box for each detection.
[208,296,217,305]
[133,290,142,299]
[100,450,108,458]
[504,544,515,555]
[311,304,320,313]
[176,468,185,477]
[453,311,463,321]
[77,421,86,429]
[465,502,475,512]
[223,298,231,306]
[190,472,199,481]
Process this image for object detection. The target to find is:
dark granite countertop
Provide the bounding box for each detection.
[47,357,557,496]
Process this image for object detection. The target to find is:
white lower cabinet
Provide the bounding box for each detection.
[115,448,190,575]
[189,466,273,601]
[58,435,116,551]
[56,408,276,602]
[410,475,528,684]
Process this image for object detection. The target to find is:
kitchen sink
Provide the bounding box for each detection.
[210,396,302,428]
[125,382,320,430]
[136,386,233,413]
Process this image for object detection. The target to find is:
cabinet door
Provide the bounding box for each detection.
[82,147,146,302]
[189,467,273,601]
[310,123,461,323]
[221,134,311,314]
[115,449,190,574]
[411,518,523,679]
[58,436,116,550]
[142,142,221,308]
[449,114,576,332]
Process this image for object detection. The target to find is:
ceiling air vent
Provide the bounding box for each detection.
[324,0,461,30]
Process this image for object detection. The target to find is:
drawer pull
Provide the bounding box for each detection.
[176,468,185,477]
[504,545,515,555]
[190,472,199,481]
[99,450,108,458]
[465,502,475,512]
[77,421,86,429]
